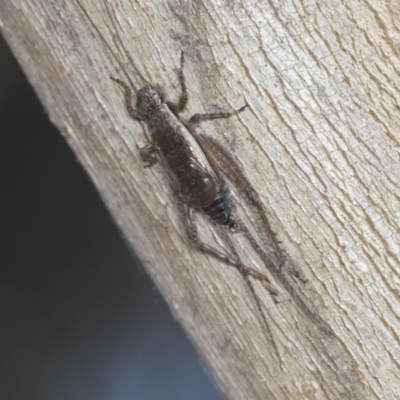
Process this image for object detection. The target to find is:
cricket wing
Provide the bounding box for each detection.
[153,116,220,208]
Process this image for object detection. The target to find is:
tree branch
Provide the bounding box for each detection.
[1,0,399,398]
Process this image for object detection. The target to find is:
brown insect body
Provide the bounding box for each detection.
[149,101,220,208]
[110,54,286,363]
[76,0,331,370]
[135,83,237,228]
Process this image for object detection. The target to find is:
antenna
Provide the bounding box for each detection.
[75,0,142,91]
[102,0,149,86]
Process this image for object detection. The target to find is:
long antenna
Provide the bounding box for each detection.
[102,0,149,86]
[75,0,140,90]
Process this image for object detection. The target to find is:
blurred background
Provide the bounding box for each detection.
[0,34,223,400]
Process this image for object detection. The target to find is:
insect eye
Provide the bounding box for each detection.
[151,90,161,104]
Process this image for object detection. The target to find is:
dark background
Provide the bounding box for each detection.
[0,34,222,400]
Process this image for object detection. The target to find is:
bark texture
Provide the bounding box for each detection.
[1,0,400,399]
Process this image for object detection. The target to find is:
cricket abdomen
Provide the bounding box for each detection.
[202,179,237,229]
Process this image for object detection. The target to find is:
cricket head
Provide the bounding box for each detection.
[136,84,165,114]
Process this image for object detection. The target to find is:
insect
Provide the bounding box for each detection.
[75,0,317,366]
[110,52,286,361]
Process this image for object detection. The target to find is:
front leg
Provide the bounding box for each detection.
[139,143,157,168]
[175,51,188,113]
[111,77,145,121]
[166,52,187,116]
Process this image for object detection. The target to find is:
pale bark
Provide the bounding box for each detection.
[1,0,400,398]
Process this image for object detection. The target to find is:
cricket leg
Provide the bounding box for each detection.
[215,223,279,297]
[188,104,248,127]
[139,143,157,168]
[181,204,278,297]
[181,203,281,364]
[175,51,188,113]
[182,203,245,267]
[111,77,156,164]
[110,77,145,121]
[196,133,290,271]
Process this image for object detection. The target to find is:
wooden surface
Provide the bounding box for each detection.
[1,0,400,398]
